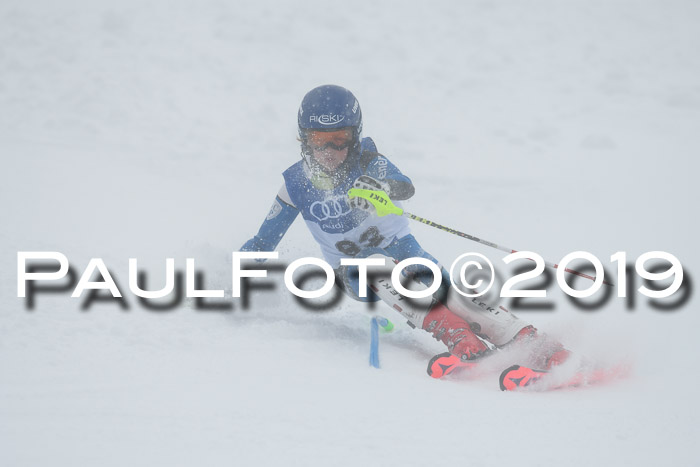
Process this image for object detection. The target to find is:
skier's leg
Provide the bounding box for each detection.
[442,285,570,368]
[507,326,571,369]
[443,291,529,346]
[383,234,569,368]
[335,247,488,361]
[384,234,530,344]
[334,258,382,304]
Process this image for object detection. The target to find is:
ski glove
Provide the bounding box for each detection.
[349,175,391,213]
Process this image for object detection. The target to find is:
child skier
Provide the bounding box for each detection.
[241,84,568,378]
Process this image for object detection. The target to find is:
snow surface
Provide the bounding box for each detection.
[1,1,699,466]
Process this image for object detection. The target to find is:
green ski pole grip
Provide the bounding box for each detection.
[347,188,404,217]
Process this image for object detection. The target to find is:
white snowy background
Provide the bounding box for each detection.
[1,0,699,466]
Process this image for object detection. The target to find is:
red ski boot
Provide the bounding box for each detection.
[509,325,571,369]
[422,302,489,366]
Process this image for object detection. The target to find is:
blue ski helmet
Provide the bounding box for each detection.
[297,85,363,181]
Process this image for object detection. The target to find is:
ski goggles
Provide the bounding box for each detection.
[305,128,354,151]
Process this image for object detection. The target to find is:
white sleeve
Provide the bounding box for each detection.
[277,182,296,208]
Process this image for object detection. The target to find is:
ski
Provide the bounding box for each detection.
[499,365,549,390]
[499,363,627,391]
[427,352,478,378]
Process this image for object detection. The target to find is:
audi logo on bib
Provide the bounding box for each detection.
[310,197,351,221]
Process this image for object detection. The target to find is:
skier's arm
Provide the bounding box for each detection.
[359,150,415,200]
[240,184,299,253]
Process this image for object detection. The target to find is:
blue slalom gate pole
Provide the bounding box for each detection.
[370,317,380,368]
[370,316,394,369]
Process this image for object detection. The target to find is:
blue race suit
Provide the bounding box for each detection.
[241,137,445,301]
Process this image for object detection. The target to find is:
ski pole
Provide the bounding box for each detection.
[348,188,613,286]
